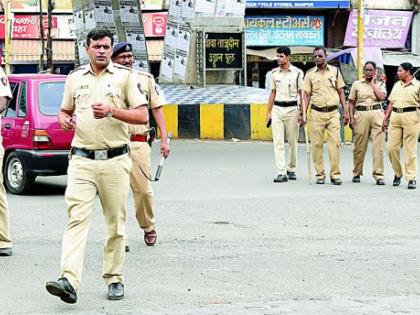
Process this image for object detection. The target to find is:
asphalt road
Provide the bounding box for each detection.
[1,140,420,314]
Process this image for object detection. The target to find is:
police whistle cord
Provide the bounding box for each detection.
[139,133,171,182]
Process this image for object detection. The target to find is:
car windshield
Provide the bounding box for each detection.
[38,81,65,115]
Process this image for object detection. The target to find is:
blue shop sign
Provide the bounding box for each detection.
[246,16,325,46]
[246,0,350,9]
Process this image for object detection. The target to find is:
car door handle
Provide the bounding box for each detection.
[3,123,12,129]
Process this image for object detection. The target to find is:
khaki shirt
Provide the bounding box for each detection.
[129,70,166,135]
[270,65,304,102]
[0,67,13,141]
[388,79,420,109]
[303,65,345,107]
[61,62,147,150]
[349,79,387,107]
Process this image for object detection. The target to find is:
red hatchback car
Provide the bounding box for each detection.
[1,74,74,194]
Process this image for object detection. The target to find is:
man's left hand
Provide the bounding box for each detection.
[92,102,111,119]
[343,113,350,125]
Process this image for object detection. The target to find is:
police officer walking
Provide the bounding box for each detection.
[111,42,170,248]
[302,47,349,185]
[46,27,149,303]
[348,61,387,185]
[266,46,303,182]
[0,67,13,257]
[382,62,420,189]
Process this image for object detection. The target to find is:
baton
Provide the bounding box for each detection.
[139,132,171,182]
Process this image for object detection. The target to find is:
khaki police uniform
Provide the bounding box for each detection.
[0,68,13,250]
[303,65,345,180]
[59,62,147,291]
[387,79,420,181]
[270,65,303,175]
[129,71,165,233]
[349,79,387,180]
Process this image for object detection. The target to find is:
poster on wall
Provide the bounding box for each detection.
[160,51,175,81]
[168,0,182,20]
[125,27,147,53]
[140,0,164,10]
[174,51,187,80]
[120,0,140,25]
[143,12,168,37]
[216,0,245,17]
[195,0,216,16]
[92,0,114,24]
[245,16,324,46]
[344,10,413,48]
[177,26,191,53]
[164,21,178,50]
[181,0,194,21]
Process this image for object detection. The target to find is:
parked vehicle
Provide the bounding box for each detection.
[1,74,74,194]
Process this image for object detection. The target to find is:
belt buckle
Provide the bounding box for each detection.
[322,107,328,112]
[94,150,108,160]
[397,108,403,113]
[367,105,373,111]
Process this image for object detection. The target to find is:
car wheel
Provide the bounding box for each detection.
[4,152,35,195]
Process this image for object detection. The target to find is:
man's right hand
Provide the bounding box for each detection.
[266,112,272,125]
[298,114,307,126]
[349,117,356,130]
[382,119,388,132]
[60,115,76,131]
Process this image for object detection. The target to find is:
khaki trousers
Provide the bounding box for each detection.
[352,110,385,179]
[387,111,419,181]
[309,109,341,180]
[271,105,299,175]
[129,142,155,232]
[0,145,11,249]
[60,154,132,291]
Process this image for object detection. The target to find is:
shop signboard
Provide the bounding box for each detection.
[11,0,73,12]
[205,33,243,69]
[246,0,350,9]
[0,15,76,39]
[344,10,413,48]
[143,12,168,37]
[246,16,324,46]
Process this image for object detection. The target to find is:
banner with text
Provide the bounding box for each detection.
[143,12,168,37]
[246,0,349,9]
[205,33,243,69]
[344,10,413,48]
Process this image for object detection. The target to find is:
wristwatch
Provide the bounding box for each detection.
[107,107,113,118]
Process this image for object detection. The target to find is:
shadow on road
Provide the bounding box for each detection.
[23,181,67,196]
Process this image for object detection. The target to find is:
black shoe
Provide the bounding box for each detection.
[352,175,360,183]
[0,247,12,256]
[125,245,130,252]
[376,179,385,186]
[274,174,288,183]
[108,282,124,300]
[316,178,325,184]
[331,178,342,185]
[46,277,77,304]
[287,171,297,180]
[393,176,401,186]
[408,180,416,189]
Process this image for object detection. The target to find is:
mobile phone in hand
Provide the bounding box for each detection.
[266,118,272,128]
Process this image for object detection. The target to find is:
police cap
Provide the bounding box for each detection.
[112,41,132,57]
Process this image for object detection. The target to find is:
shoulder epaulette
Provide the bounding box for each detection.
[68,66,85,75]
[113,63,131,71]
[136,70,154,78]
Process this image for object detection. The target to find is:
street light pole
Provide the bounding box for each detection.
[46,0,54,72]
[39,0,45,72]
[4,0,11,74]
[357,0,364,80]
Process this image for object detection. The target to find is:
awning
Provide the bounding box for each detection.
[382,52,420,67]
[10,40,75,63]
[146,39,163,62]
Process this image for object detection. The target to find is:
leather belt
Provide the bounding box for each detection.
[311,105,338,113]
[71,144,128,160]
[130,134,147,142]
[274,101,298,107]
[356,104,382,111]
[392,107,417,113]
